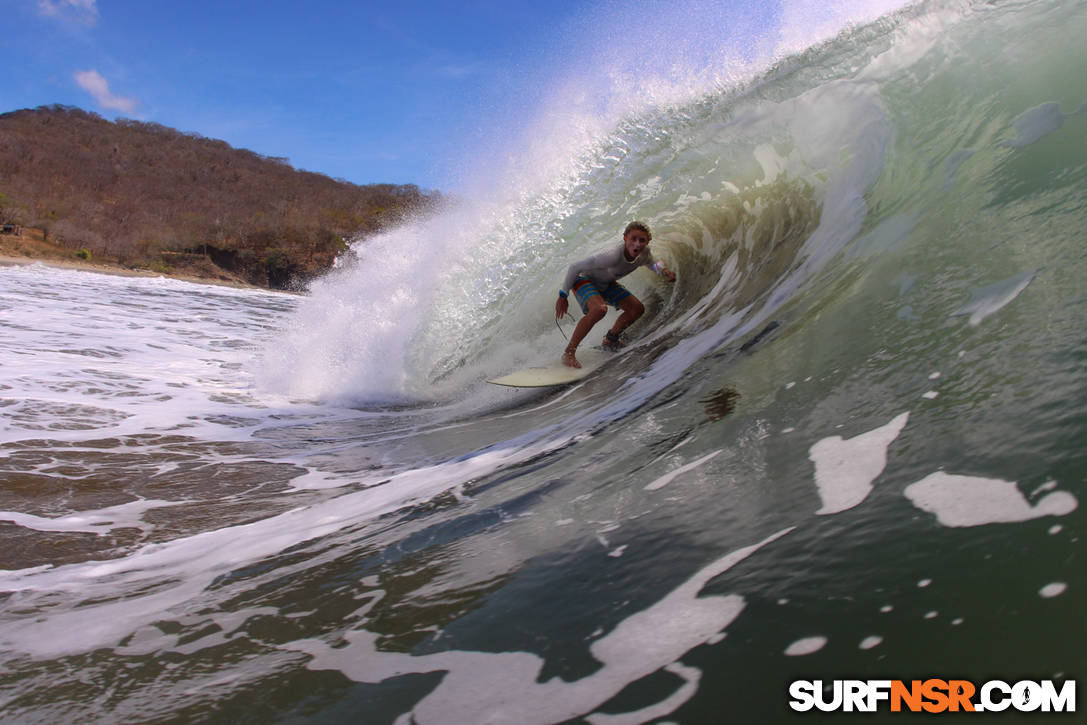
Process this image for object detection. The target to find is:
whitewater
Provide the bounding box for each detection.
[1,0,1085,721]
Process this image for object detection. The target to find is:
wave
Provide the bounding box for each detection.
[258,4,939,403]
[259,0,1087,420]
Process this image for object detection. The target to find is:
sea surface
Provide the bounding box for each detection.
[2,0,1085,722]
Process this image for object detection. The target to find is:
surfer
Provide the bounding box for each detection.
[555,221,676,368]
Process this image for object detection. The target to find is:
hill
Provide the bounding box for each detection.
[0,105,440,288]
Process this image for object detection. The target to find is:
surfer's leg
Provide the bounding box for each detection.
[608,294,645,342]
[564,296,607,367]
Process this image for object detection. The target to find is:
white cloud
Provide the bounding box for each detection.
[38,0,99,24]
[74,70,138,114]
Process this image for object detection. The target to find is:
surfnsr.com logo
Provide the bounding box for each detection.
[788,679,1076,713]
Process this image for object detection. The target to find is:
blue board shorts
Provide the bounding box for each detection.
[571,277,632,314]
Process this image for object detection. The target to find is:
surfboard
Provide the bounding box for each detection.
[487,348,610,388]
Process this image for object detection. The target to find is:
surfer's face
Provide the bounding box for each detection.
[624,229,650,258]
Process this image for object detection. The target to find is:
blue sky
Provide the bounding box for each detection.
[4,0,601,190]
[2,1,904,192]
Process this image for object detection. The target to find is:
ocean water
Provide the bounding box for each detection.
[2,0,1085,722]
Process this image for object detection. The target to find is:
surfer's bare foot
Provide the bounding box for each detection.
[562,349,581,368]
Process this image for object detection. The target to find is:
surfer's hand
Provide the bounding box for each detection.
[556,296,569,318]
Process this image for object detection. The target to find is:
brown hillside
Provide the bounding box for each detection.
[0,105,440,288]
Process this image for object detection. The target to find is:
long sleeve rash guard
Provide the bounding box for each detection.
[561,243,658,293]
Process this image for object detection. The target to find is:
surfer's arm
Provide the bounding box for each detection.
[555,292,569,319]
[557,259,587,319]
[561,264,581,294]
[649,257,676,282]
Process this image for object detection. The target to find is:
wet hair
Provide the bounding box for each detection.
[624,220,652,241]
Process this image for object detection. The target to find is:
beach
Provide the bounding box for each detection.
[0,230,261,289]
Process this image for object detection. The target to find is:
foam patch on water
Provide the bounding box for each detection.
[904,472,1078,527]
[645,449,722,491]
[859,635,883,650]
[0,264,299,446]
[784,636,827,656]
[952,270,1036,326]
[283,528,793,724]
[809,413,909,515]
[1039,583,1067,599]
[1001,101,1075,148]
[114,605,280,657]
[0,498,181,534]
[3,390,730,660]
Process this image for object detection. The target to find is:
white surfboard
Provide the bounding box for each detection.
[487,348,610,388]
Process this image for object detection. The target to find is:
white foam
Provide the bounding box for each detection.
[0,264,300,447]
[904,472,1078,527]
[1033,480,1058,495]
[952,270,1036,326]
[585,662,700,725]
[286,469,368,491]
[283,528,793,725]
[0,432,601,658]
[784,636,827,656]
[859,635,883,650]
[809,413,909,515]
[114,606,279,657]
[0,498,182,534]
[1039,583,1067,599]
[645,450,722,491]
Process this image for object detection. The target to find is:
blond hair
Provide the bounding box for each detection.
[623,220,652,241]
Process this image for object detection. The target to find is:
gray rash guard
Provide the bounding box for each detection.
[561,243,657,293]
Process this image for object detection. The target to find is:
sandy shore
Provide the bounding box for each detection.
[0,253,266,291]
[0,225,276,290]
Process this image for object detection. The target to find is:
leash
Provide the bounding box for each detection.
[556,316,568,340]
[556,302,580,340]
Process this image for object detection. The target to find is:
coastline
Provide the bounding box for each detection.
[0,253,265,291]
[0,229,271,291]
